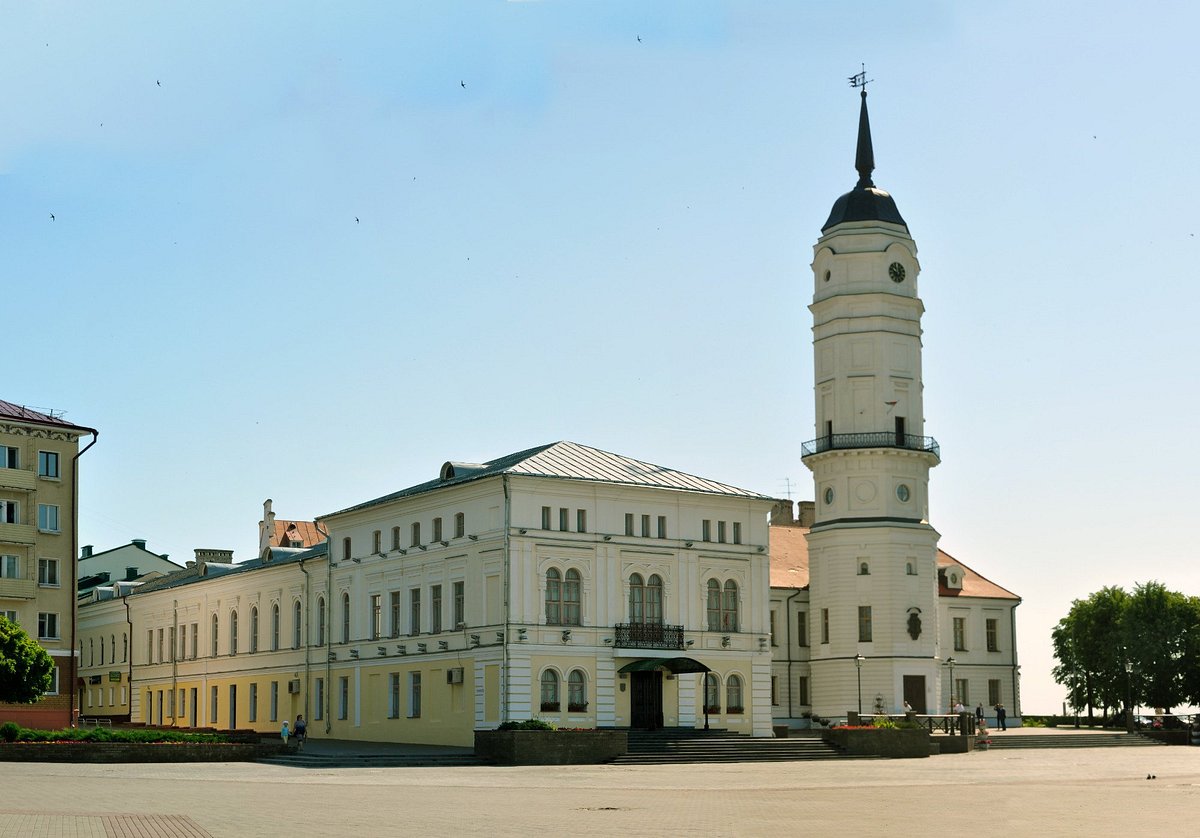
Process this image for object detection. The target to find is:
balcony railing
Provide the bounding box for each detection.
[801,432,940,460]
[614,622,685,650]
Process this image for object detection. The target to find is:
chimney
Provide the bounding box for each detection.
[770,500,795,526]
[186,561,196,569]
[131,538,147,550]
[81,545,93,559]
[797,501,816,527]
[125,567,139,581]
[194,548,234,564]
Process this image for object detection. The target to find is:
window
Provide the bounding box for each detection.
[953,617,966,651]
[211,614,219,656]
[0,446,16,468]
[798,676,810,706]
[558,508,568,532]
[392,526,401,550]
[858,562,870,576]
[270,681,279,721]
[210,686,219,724]
[453,581,465,629]
[624,513,634,536]
[717,521,726,543]
[390,592,401,638]
[89,637,94,666]
[37,504,59,532]
[858,606,873,642]
[190,624,197,659]
[431,585,442,633]
[433,517,443,542]
[373,530,382,554]
[906,562,916,575]
[706,580,721,631]
[100,636,106,665]
[293,601,302,649]
[0,609,17,624]
[410,522,420,547]
[0,555,18,578]
[704,673,720,713]
[727,674,744,712]
[722,581,738,631]
[338,677,349,720]
[771,676,779,706]
[568,670,586,711]
[389,673,401,718]
[769,610,777,646]
[46,667,58,696]
[408,672,421,718]
[797,612,808,647]
[540,670,560,711]
[249,607,259,653]
[0,500,17,524]
[628,574,662,624]
[702,520,712,542]
[641,515,650,538]
[314,678,324,720]
[986,618,999,652]
[178,625,186,660]
[657,516,667,539]
[230,610,239,655]
[821,609,830,644]
[576,509,586,533]
[249,683,258,723]
[542,507,552,530]
[316,597,326,646]
[732,522,741,545]
[988,679,1001,706]
[37,451,59,478]
[370,595,382,640]
[955,679,969,705]
[342,537,351,562]
[454,512,465,539]
[272,603,280,651]
[409,589,421,635]
[158,628,165,662]
[342,593,351,643]
[546,568,581,626]
[166,629,173,663]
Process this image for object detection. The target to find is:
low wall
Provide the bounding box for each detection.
[822,728,930,759]
[474,729,627,765]
[0,741,285,763]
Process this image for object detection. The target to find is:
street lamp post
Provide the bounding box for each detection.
[1124,660,1134,734]
[855,654,864,715]
[943,657,956,712]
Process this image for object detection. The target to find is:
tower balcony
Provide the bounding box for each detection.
[801,432,940,461]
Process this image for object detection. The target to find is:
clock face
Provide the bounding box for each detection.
[896,484,910,502]
[823,487,834,505]
[889,262,906,283]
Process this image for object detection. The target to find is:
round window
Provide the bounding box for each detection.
[823,487,834,505]
[896,484,911,502]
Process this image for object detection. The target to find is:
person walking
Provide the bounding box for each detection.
[281,719,290,746]
[995,703,1007,731]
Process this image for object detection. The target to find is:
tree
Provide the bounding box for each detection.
[1051,587,1129,721]
[0,616,54,704]
[1125,582,1197,711]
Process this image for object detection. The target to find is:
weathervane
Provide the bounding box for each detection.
[848,63,872,91]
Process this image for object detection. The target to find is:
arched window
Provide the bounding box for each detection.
[211,614,219,657]
[250,606,259,653]
[704,673,721,713]
[706,579,721,631]
[110,634,116,664]
[646,574,663,624]
[567,669,587,712]
[317,596,326,645]
[858,562,870,576]
[722,580,739,632]
[628,573,644,623]
[563,569,581,625]
[726,674,744,713]
[540,670,560,711]
[293,600,302,649]
[272,603,281,651]
[341,593,350,643]
[545,568,562,624]
[89,638,94,667]
[546,569,581,626]
[230,610,239,655]
[122,633,128,662]
[100,636,105,666]
[905,562,915,576]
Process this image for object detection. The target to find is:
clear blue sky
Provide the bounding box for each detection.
[5,1,1199,715]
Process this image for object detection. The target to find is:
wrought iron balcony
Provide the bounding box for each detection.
[614,622,685,650]
[801,432,940,461]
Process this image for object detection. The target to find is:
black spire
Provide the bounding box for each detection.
[855,89,875,189]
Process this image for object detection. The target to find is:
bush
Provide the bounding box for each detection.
[496,719,554,731]
[0,726,227,744]
[871,716,898,729]
[0,722,18,743]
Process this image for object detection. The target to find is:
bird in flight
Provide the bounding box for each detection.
[460,80,466,88]
[156,80,161,86]
[355,217,359,224]
[637,35,642,42]
[49,213,55,221]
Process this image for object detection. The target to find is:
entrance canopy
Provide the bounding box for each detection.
[617,657,711,675]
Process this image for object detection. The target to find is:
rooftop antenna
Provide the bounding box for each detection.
[781,477,794,501]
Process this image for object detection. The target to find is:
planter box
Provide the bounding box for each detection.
[822,728,930,759]
[474,729,627,765]
[0,741,285,763]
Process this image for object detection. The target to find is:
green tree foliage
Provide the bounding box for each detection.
[1051,587,1128,719]
[0,615,54,704]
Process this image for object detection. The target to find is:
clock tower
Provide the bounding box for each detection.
[803,85,944,716]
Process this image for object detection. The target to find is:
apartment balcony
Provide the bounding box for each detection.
[0,578,37,600]
[613,622,685,651]
[0,467,36,492]
[800,432,940,461]
[0,522,37,546]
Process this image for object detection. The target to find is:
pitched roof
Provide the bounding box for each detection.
[323,441,772,519]
[127,542,327,597]
[272,520,323,549]
[768,524,1019,601]
[0,398,94,433]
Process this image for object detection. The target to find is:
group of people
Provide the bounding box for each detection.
[280,714,308,747]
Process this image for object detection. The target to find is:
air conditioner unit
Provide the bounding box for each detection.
[446,667,464,685]
[287,679,301,694]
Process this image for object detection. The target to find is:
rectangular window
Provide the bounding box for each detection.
[558,508,568,532]
[314,678,324,721]
[373,530,382,554]
[408,672,421,718]
[409,589,421,636]
[270,681,279,721]
[390,592,401,638]
[47,668,58,696]
[820,609,829,644]
[370,595,382,640]
[342,537,351,562]
[37,504,59,532]
[576,509,586,533]
[0,446,16,468]
[430,585,442,634]
[36,557,58,583]
[0,610,17,623]
[249,683,258,722]
[157,628,164,662]
[624,513,634,536]
[702,520,712,542]
[210,686,218,724]
[0,555,18,578]
[640,514,650,537]
[392,526,401,550]
[769,610,777,645]
[858,606,873,643]
[771,676,779,706]
[541,507,552,530]
[147,629,154,664]
[0,500,17,524]
[338,677,349,720]
[178,624,187,660]
[168,626,175,662]
[37,612,58,640]
[454,513,465,539]
[717,521,727,543]
[798,676,810,706]
[732,522,742,545]
[986,618,999,652]
[453,581,465,628]
[953,617,966,651]
[388,673,401,718]
[433,517,443,542]
[797,612,808,647]
[955,678,970,705]
[410,522,421,547]
[657,516,667,539]
[988,679,1001,707]
[37,451,59,478]
[190,623,198,659]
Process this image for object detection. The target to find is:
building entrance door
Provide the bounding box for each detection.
[903,675,926,714]
[630,671,663,729]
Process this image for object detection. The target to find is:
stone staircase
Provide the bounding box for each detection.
[610,728,852,765]
[987,732,1166,750]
